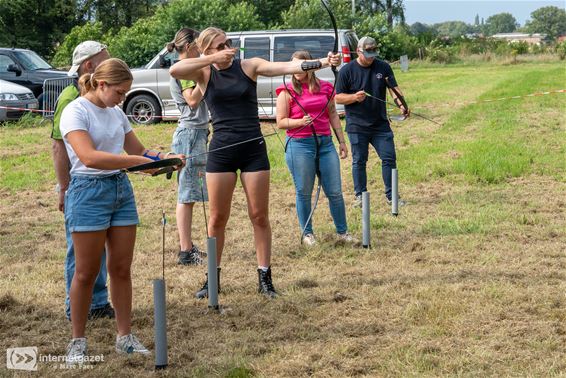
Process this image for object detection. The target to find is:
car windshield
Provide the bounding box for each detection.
[13,50,52,70]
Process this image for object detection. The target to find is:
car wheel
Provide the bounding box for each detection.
[125,94,161,125]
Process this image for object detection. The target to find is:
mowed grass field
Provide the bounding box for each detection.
[1,60,565,377]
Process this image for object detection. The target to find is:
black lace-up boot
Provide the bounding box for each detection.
[257,267,277,298]
[195,267,221,299]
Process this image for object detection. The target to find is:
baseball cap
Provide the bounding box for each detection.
[358,36,379,58]
[68,41,108,77]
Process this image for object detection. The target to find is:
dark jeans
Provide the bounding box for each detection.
[348,131,397,200]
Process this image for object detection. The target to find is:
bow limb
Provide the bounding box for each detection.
[122,157,183,176]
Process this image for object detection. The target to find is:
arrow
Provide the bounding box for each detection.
[363,91,442,126]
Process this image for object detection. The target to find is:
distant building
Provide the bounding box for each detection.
[491,33,546,45]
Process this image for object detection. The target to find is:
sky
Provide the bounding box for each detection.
[404,0,565,26]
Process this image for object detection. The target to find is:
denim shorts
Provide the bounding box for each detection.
[65,172,139,232]
[171,127,209,203]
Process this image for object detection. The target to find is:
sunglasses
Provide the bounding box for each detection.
[212,39,233,51]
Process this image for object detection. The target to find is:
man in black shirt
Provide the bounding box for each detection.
[335,36,409,207]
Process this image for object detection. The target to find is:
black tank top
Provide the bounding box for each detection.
[204,59,260,136]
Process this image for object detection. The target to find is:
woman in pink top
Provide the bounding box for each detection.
[276,50,353,246]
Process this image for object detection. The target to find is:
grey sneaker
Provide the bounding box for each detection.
[336,232,357,244]
[353,195,362,208]
[302,233,316,246]
[387,197,406,206]
[66,337,87,365]
[178,244,204,265]
[115,334,150,355]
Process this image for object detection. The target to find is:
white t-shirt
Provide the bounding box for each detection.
[60,96,133,176]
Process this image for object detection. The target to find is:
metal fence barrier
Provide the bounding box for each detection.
[42,77,75,120]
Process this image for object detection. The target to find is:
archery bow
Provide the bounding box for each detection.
[122,157,183,177]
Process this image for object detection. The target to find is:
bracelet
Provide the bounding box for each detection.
[164,152,174,159]
[143,149,161,161]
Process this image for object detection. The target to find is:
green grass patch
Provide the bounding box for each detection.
[0,151,53,191]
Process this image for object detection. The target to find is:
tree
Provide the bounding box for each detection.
[88,0,162,31]
[409,22,437,44]
[383,0,405,28]
[0,0,77,59]
[433,21,474,38]
[51,21,105,68]
[225,0,295,27]
[484,12,518,35]
[525,6,566,41]
[354,0,382,15]
[53,0,265,67]
[474,14,480,26]
[278,0,353,29]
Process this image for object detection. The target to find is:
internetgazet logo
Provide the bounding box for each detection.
[6,347,38,371]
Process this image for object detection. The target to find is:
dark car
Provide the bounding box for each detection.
[0,48,67,109]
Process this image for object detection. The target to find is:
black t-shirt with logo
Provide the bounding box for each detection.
[336,59,398,134]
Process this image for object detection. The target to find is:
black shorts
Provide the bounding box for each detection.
[206,132,271,173]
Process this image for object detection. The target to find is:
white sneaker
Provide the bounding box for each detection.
[115,333,150,355]
[302,233,317,246]
[337,232,357,244]
[352,195,362,208]
[66,337,87,365]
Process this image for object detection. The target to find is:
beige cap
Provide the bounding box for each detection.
[68,41,107,77]
[358,36,379,58]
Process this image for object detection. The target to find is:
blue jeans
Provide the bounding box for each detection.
[349,131,397,200]
[285,135,347,235]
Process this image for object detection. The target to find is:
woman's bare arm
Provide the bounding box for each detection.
[66,131,151,170]
[243,53,341,80]
[170,49,236,80]
[275,91,311,130]
[183,86,204,109]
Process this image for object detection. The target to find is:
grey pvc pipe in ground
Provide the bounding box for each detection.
[153,278,167,369]
[392,168,399,216]
[362,191,371,248]
[207,237,219,309]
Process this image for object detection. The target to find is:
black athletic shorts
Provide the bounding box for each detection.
[206,132,271,173]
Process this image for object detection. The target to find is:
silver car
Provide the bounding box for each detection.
[0,79,38,122]
[124,29,359,124]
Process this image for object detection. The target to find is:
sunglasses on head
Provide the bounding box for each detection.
[213,39,233,51]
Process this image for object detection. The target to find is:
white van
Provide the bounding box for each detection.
[125,29,359,124]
